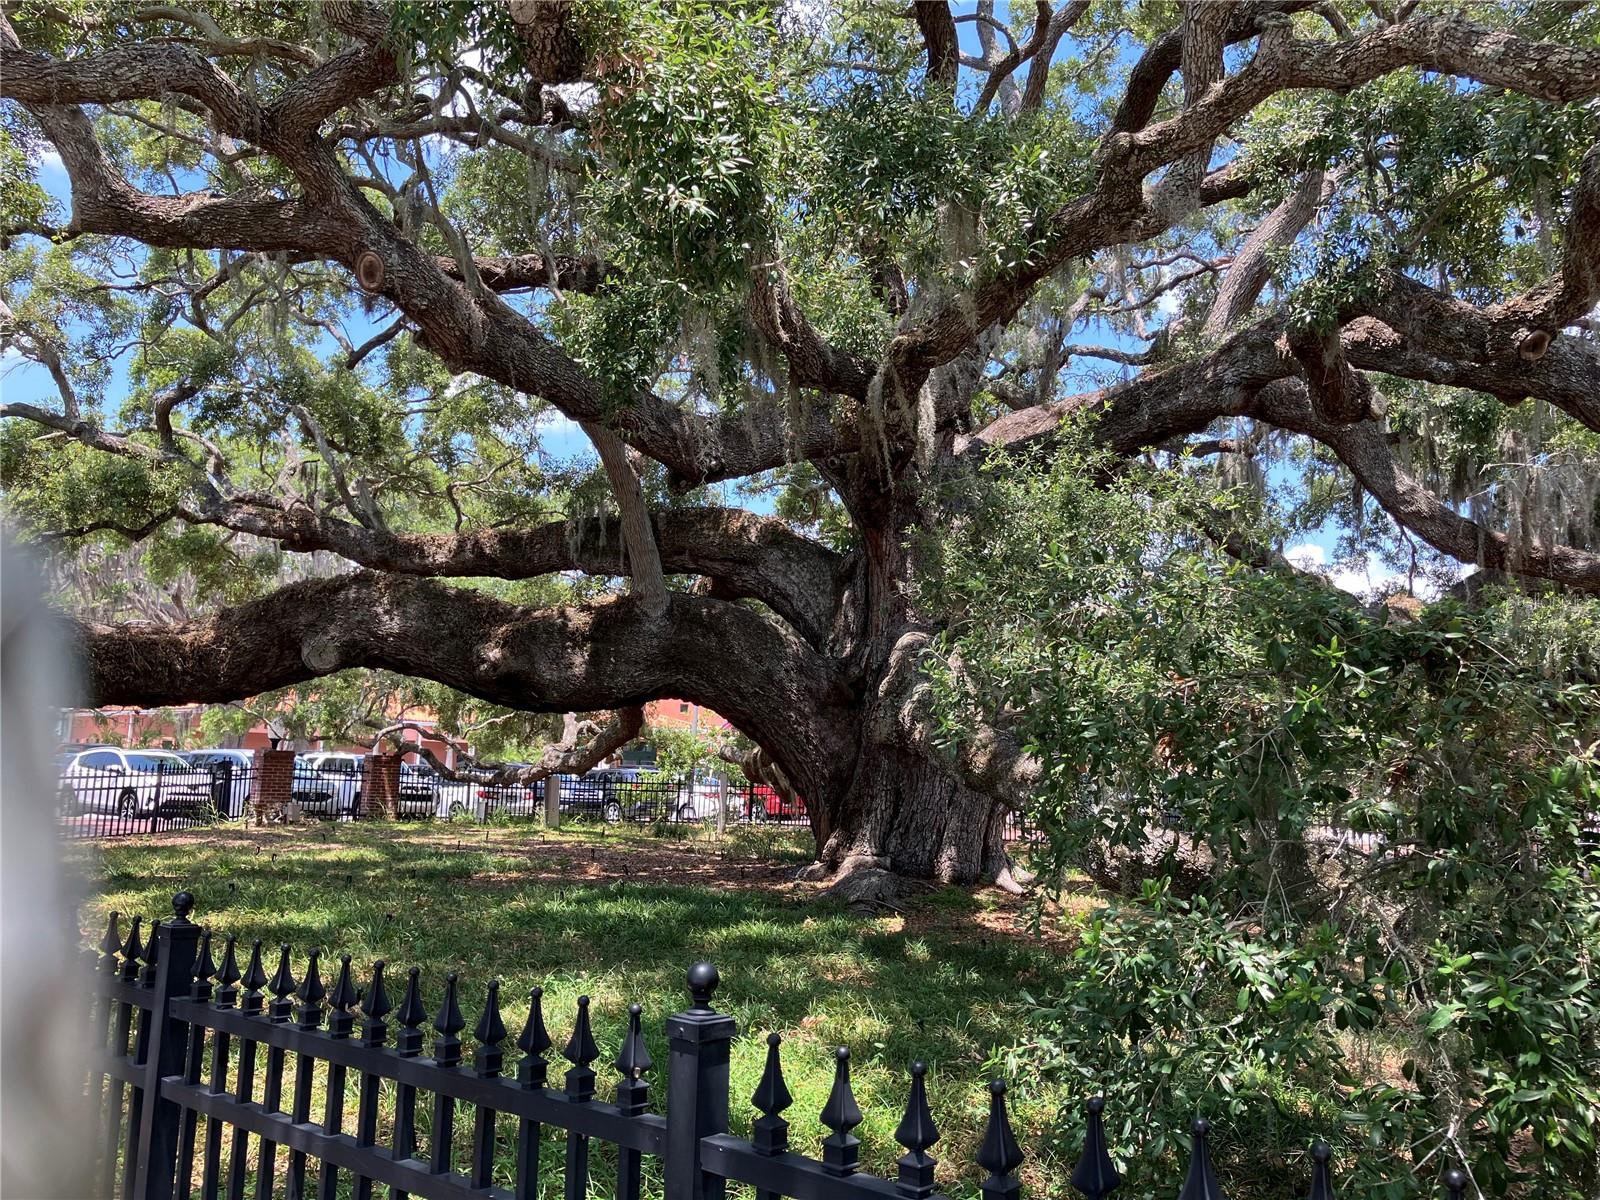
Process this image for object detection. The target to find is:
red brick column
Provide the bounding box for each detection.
[250,749,295,822]
[362,753,401,819]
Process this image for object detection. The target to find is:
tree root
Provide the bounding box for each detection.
[992,861,1026,896]
[798,853,1026,907]
[818,867,933,912]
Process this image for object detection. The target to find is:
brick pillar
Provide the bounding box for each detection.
[362,753,401,819]
[250,749,295,822]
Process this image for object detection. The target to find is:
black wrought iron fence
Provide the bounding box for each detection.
[93,892,1470,1200]
[56,758,1073,847]
[726,780,811,829]
[57,758,238,839]
[478,776,815,830]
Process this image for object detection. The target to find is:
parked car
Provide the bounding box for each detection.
[683,772,726,820]
[744,783,807,822]
[181,748,254,818]
[472,774,541,818]
[59,748,215,818]
[563,769,630,822]
[57,743,113,778]
[57,741,112,760]
[294,752,364,816]
[294,752,436,818]
[613,769,723,823]
[396,761,439,819]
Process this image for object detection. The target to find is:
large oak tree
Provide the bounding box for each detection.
[4,1,1597,889]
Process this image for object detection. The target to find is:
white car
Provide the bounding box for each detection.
[682,774,727,821]
[295,752,437,818]
[181,748,254,818]
[294,752,366,816]
[59,748,215,818]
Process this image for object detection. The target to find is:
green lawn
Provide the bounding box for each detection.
[75,822,1087,1198]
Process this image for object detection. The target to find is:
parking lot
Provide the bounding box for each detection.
[54,744,813,839]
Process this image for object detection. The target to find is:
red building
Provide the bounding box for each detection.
[644,699,730,734]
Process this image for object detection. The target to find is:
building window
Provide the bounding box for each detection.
[679,703,690,714]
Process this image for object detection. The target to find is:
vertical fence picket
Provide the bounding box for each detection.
[893,1062,938,1200]
[224,940,267,1200]
[749,1033,792,1200]
[820,1048,863,1178]
[314,956,357,1200]
[132,893,202,1200]
[514,987,552,1200]
[976,1080,1023,1200]
[349,962,392,1200]
[613,1002,652,1200]
[391,967,429,1200]
[98,913,127,1200]
[116,915,148,1200]
[252,944,296,1198]
[429,972,466,1176]
[122,918,154,1200]
[562,995,599,1200]
[201,936,240,1200]
[470,981,507,1189]
[1070,1097,1118,1200]
[285,948,324,1200]
[663,963,733,1200]
[1306,1143,1333,1200]
[175,929,216,1200]
[1177,1120,1224,1200]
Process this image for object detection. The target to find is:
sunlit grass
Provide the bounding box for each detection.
[74,822,1087,1198]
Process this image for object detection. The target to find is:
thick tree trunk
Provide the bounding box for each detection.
[773,402,1019,893]
[813,740,1011,886]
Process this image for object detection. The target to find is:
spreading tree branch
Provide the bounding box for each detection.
[369,707,647,786]
[75,574,855,794]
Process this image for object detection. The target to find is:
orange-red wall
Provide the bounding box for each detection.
[645,700,731,732]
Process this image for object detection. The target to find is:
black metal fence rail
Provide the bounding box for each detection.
[56,758,1133,847]
[58,761,254,840]
[95,892,1470,1200]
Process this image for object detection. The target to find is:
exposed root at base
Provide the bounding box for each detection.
[992,861,1026,896]
[819,866,934,912]
[800,854,1029,909]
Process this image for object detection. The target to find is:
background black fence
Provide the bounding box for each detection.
[56,755,1044,844]
[57,757,244,840]
[92,892,1459,1200]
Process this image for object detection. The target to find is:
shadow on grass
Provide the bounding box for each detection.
[75,824,1086,1191]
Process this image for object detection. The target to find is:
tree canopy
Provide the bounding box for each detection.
[3,2,1598,865]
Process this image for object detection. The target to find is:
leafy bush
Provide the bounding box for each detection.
[926,434,1600,1197]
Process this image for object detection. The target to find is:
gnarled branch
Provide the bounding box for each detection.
[75,574,855,793]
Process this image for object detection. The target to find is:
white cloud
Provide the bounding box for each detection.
[536,410,581,439]
[37,149,64,171]
[1284,543,1327,571]
[1284,542,1436,599]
